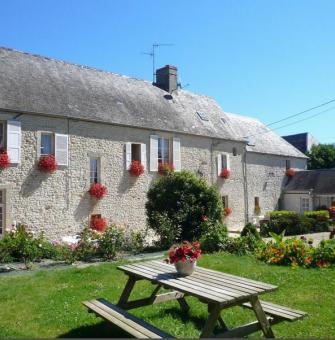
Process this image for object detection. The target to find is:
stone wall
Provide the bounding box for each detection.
[0,113,247,239]
[245,152,307,221]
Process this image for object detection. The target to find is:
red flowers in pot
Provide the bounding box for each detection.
[219,168,230,179]
[224,207,232,217]
[168,241,201,264]
[90,216,108,232]
[158,162,175,175]
[286,168,296,177]
[89,183,108,200]
[128,160,144,177]
[0,149,10,169]
[38,155,58,173]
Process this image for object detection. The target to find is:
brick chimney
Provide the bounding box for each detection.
[155,65,178,93]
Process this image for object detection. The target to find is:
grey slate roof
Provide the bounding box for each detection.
[223,112,307,158]
[0,47,307,158]
[284,169,335,194]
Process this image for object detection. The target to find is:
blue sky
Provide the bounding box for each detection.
[2,0,335,143]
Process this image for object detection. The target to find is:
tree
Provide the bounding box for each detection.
[146,171,225,247]
[306,144,335,170]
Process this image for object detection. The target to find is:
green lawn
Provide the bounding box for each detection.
[0,253,334,338]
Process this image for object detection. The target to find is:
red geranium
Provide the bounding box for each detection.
[168,241,201,264]
[286,168,296,177]
[158,162,175,175]
[89,183,108,200]
[128,160,145,177]
[90,217,108,232]
[224,207,232,217]
[38,155,58,173]
[219,168,230,179]
[0,149,10,169]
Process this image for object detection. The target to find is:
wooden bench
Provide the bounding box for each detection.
[242,300,307,323]
[83,298,173,338]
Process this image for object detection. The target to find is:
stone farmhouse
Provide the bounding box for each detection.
[0,47,308,240]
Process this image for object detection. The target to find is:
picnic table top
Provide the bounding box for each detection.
[118,260,277,306]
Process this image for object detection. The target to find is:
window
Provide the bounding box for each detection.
[131,144,141,162]
[158,137,170,164]
[255,197,260,208]
[125,143,147,170]
[0,190,5,235]
[40,133,54,155]
[197,111,209,122]
[301,197,310,213]
[90,157,100,184]
[217,153,230,176]
[286,159,291,170]
[0,122,4,149]
[222,195,229,208]
[232,147,237,156]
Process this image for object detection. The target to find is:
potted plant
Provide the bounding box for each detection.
[89,183,108,200]
[158,162,175,175]
[128,160,145,177]
[219,168,230,179]
[286,168,296,177]
[168,241,201,276]
[0,148,10,169]
[38,154,58,173]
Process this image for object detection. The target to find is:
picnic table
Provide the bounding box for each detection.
[83,260,306,338]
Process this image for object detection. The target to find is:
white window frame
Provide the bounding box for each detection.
[125,143,147,170]
[158,137,171,164]
[40,132,54,156]
[89,157,101,184]
[300,197,310,213]
[0,190,5,236]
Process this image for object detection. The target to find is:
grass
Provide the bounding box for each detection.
[0,253,334,338]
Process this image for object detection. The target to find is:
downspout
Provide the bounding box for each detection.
[242,143,249,224]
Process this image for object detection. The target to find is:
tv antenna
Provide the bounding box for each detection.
[142,43,174,83]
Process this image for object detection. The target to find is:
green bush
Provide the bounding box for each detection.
[241,223,261,240]
[304,210,330,221]
[123,230,146,254]
[146,171,224,246]
[200,222,228,253]
[261,210,330,237]
[97,225,125,260]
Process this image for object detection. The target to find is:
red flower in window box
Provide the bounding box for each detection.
[128,160,145,177]
[286,168,296,177]
[89,183,108,200]
[158,162,175,175]
[90,216,108,232]
[219,168,230,179]
[38,155,58,173]
[224,207,232,217]
[0,148,10,169]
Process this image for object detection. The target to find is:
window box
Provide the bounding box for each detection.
[38,154,58,173]
[0,149,10,169]
[286,168,296,177]
[90,215,107,232]
[158,162,175,175]
[128,160,145,177]
[219,168,230,179]
[224,207,232,217]
[89,183,108,200]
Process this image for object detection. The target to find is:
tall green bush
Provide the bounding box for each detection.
[146,171,224,247]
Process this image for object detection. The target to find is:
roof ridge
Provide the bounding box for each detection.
[0,46,153,85]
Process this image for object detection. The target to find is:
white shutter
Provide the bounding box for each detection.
[150,135,158,171]
[217,154,222,176]
[222,154,230,170]
[140,143,147,170]
[7,120,21,164]
[173,137,181,171]
[55,134,68,166]
[125,142,132,169]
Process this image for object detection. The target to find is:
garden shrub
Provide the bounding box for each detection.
[200,222,228,253]
[241,223,261,240]
[146,171,224,247]
[123,230,146,254]
[97,224,125,260]
[304,210,330,221]
[261,210,330,237]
